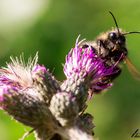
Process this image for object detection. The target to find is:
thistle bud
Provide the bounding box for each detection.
[50,92,79,126]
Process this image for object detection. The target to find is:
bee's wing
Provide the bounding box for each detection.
[125,57,140,80]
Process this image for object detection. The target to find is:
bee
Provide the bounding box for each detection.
[80,11,140,93]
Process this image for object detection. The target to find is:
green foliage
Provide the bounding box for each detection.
[0,0,140,140]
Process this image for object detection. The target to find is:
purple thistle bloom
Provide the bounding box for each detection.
[0,53,48,108]
[64,36,119,97]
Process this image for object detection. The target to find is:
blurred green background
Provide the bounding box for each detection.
[0,0,140,140]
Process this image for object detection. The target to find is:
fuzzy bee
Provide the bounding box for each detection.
[79,12,140,93]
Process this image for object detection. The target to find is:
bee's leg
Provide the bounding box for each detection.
[82,44,97,54]
[110,66,122,80]
[97,40,104,57]
[82,44,89,49]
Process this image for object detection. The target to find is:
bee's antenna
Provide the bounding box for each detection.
[123,31,140,35]
[109,11,120,34]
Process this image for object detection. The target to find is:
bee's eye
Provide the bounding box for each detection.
[117,35,126,45]
[119,35,126,43]
[108,32,117,41]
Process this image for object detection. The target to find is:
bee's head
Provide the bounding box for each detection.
[107,29,128,58]
[109,11,140,60]
[108,30,125,46]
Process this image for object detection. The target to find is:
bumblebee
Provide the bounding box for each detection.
[80,12,140,93]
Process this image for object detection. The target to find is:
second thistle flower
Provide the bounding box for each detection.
[63,36,119,98]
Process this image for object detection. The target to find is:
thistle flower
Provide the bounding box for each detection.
[0,53,95,140]
[0,36,119,140]
[0,36,120,140]
[63,36,119,98]
[0,53,60,128]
